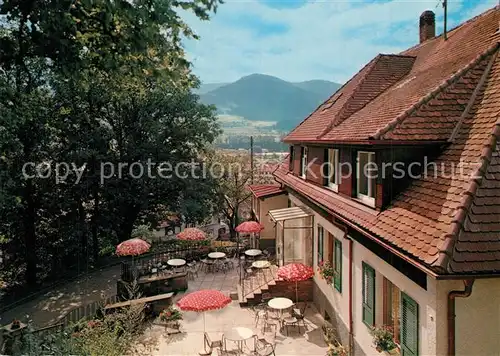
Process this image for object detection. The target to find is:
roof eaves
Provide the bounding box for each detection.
[371,42,500,140]
[433,122,500,273]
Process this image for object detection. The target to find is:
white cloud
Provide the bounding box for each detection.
[182,0,498,84]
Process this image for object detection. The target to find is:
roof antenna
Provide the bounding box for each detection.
[442,0,448,40]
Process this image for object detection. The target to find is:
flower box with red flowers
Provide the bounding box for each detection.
[318,260,337,284]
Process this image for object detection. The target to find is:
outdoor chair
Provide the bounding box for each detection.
[200,259,213,273]
[260,293,272,304]
[199,332,224,355]
[187,262,199,280]
[258,323,277,339]
[243,267,255,280]
[292,302,307,319]
[291,305,307,331]
[251,303,268,327]
[223,258,234,271]
[282,315,300,336]
[252,335,276,356]
[263,317,280,334]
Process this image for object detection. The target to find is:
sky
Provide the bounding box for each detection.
[182,0,498,84]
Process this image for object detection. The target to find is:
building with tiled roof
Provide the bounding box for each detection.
[265,7,500,356]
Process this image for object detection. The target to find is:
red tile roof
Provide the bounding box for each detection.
[284,6,500,143]
[277,6,500,274]
[248,184,285,199]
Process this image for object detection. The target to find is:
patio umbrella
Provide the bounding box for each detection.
[277,263,314,303]
[116,238,151,256]
[235,221,264,233]
[116,238,151,278]
[177,227,206,241]
[177,289,231,335]
[235,221,264,250]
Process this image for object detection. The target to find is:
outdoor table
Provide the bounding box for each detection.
[268,297,293,325]
[252,260,270,269]
[252,260,270,279]
[224,326,255,352]
[245,249,262,257]
[208,252,226,259]
[167,258,186,267]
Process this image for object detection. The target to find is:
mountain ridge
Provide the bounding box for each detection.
[198,74,342,130]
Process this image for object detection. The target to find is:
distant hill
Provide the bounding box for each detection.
[196,83,228,94]
[199,74,342,130]
[293,80,342,99]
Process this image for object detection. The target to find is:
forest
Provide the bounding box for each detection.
[0,0,225,292]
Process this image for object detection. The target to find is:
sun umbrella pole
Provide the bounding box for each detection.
[296,280,298,303]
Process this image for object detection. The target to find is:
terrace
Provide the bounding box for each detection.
[1,237,331,355]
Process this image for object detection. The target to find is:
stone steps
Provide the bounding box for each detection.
[237,265,279,306]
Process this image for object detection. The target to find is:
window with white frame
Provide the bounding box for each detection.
[300,146,308,178]
[324,148,339,191]
[357,151,376,206]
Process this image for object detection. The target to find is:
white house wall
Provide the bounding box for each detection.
[289,193,438,355]
[435,278,500,356]
[258,194,288,240]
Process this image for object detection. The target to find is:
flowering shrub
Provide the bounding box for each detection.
[159,306,182,322]
[87,320,102,328]
[318,261,336,284]
[327,342,349,356]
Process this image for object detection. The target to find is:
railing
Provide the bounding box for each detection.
[240,255,278,299]
[56,295,118,328]
[0,295,119,352]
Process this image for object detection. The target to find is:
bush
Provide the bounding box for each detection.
[132,225,155,242]
[18,306,145,356]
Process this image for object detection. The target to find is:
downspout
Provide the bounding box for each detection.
[447,279,475,356]
[332,219,354,355]
[348,236,354,355]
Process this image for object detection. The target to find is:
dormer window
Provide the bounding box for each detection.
[357,151,376,207]
[324,148,339,192]
[300,146,308,179]
[289,146,294,172]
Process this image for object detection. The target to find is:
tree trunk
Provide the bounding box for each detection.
[118,204,140,242]
[23,180,37,286]
[77,197,87,269]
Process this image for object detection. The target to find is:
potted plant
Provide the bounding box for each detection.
[11,319,20,329]
[327,341,349,356]
[159,306,183,329]
[371,325,397,353]
[318,261,336,284]
[321,323,337,345]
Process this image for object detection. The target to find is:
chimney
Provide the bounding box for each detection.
[419,10,435,43]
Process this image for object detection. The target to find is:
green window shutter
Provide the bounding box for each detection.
[317,226,324,263]
[401,293,419,356]
[333,239,342,292]
[362,262,375,327]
